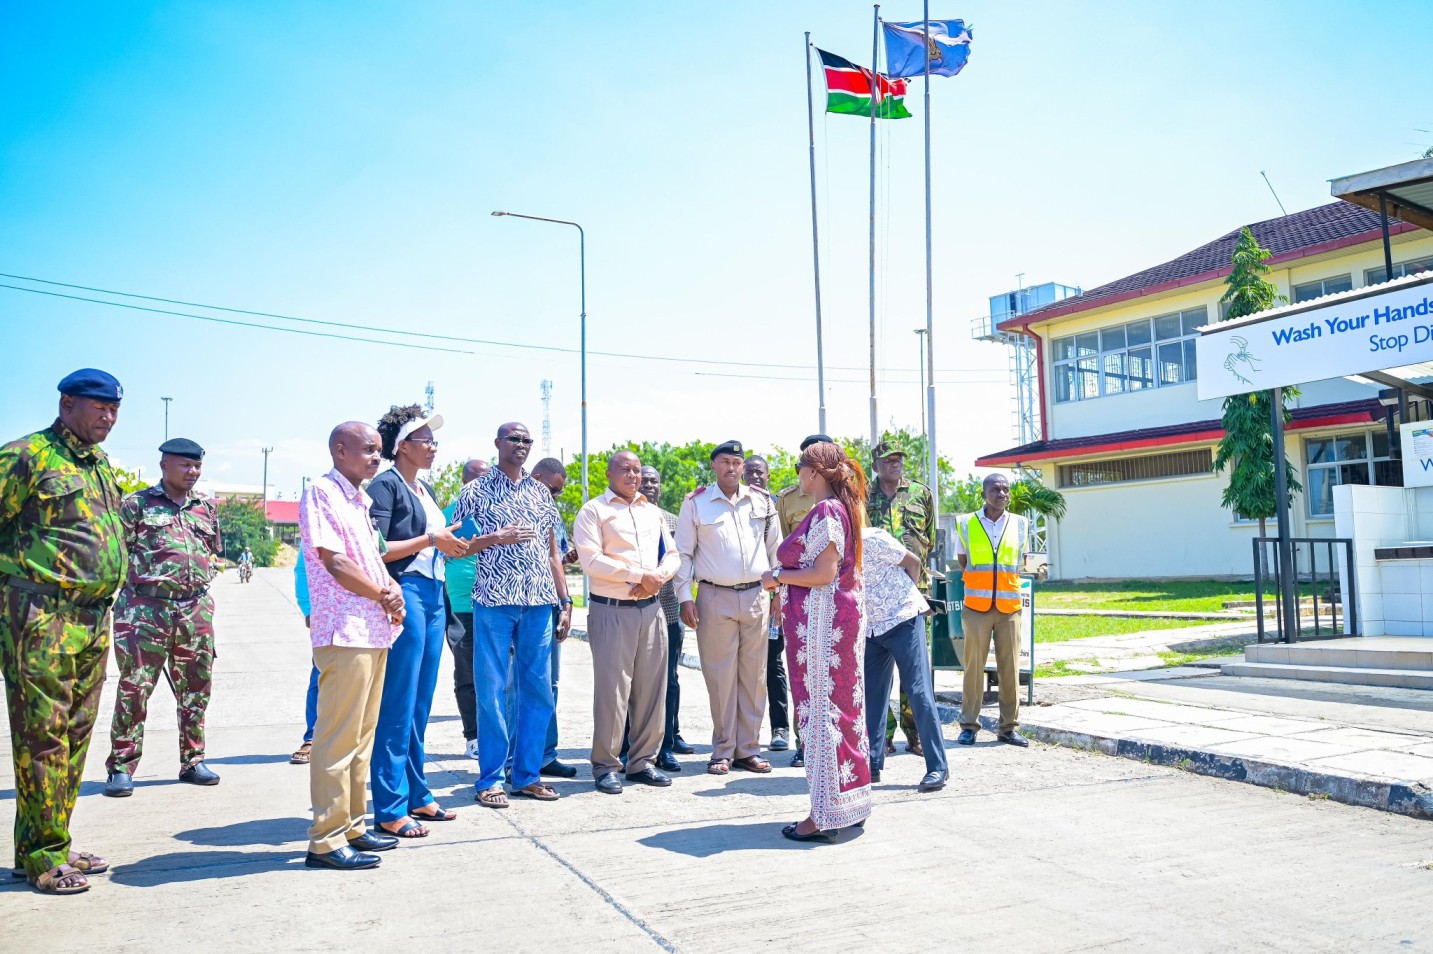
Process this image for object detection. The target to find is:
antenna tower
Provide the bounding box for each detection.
[424,381,435,416]
[540,379,553,455]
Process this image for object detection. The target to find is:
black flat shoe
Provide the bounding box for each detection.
[672,738,695,755]
[104,772,133,798]
[305,845,380,870]
[655,753,682,772]
[781,823,836,843]
[997,731,1029,748]
[347,831,399,852]
[957,728,977,746]
[625,767,672,787]
[595,771,623,795]
[179,763,220,786]
[870,769,882,783]
[918,770,948,792]
[540,760,578,779]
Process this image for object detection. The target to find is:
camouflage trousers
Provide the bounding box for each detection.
[0,584,111,878]
[106,591,215,775]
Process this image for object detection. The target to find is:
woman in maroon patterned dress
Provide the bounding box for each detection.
[761,442,870,842]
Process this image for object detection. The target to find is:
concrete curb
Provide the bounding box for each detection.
[931,698,1433,821]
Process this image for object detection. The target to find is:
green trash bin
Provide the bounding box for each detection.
[930,573,962,670]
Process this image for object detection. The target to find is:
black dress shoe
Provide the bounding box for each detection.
[790,750,805,768]
[918,769,948,792]
[655,753,682,773]
[304,845,381,870]
[540,759,578,779]
[957,728,977,746]
[870,769,882,783]
[347,831,399,852]
[671,737,695,756]
[595,771,623,795]
[178,763,220,786]
[625,767,672,787]
[997,731,1029,748]
[104,772,134,798]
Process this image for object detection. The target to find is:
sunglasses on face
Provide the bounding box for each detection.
[504,436,534,446]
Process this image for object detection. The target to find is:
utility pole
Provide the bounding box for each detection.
[915,329,928,437]
[261,447,274,531]
[161,396,173,441]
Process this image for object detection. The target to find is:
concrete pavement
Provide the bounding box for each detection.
[3,567,1433,952]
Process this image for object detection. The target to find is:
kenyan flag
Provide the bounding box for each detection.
[818,48,912,119]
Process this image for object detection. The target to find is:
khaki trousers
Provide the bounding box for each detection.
[695,584,768,761]
[589,600,667,776]
[308,644,387,854]
[960,606,1021,733]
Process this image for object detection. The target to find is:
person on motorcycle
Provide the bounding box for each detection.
[238,547,254,581]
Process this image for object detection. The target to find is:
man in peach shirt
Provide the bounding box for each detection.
[573,451,679,795]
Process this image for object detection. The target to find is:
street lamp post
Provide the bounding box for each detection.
[492,211,588,508]
[161,396,173,441]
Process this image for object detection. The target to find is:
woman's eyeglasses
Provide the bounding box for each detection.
[404,438,440,449]
[504,436,535,446]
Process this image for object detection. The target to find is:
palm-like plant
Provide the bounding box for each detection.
[1008,476,1066,522]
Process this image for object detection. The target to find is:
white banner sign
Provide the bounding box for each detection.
[1196,281,1433,401]
[1404,421,1433,489]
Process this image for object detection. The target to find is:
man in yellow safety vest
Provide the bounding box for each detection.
[955,474,1028,747]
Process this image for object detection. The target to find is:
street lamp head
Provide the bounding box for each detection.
[491,211,506,217]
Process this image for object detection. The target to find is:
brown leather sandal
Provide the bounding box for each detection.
[290,741,312,765]
[732,756,772,774]
[706,758,731,775]
[11,850,108,880]
[30,864,89,895]
[513,783,559,801]
[477,787,509,808]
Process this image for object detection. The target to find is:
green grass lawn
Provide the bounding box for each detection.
[1034,615,1209,644]
[1035,579,1312,614]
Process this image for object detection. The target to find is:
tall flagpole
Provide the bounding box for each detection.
[868,5,880,449]
[922,2,940,555]
[805,33,828,433]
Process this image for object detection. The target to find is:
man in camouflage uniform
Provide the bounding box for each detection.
[866,439,936,757]
[0,369,127,895]
[104,438,223,796]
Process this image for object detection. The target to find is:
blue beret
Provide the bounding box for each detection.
[159,438,205,460]
[58,368,124,403]
[711,439,744,459]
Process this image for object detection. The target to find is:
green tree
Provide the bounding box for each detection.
[113,466,148,495]
[1213,227,1301,533]
[1008,474,1067,522]
[428,460,469,508]
[216,498,278,566]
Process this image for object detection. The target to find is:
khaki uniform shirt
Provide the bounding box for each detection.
[775,485,817,538]
[673,482,780,601]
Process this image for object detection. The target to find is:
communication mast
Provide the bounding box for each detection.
[424,381,435,416]
[540,379,553,455]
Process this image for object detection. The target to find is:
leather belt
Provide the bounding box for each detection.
[698,579,762,592]
[1,575,115,610]
[590,594,658,609]
[128,583,209,601]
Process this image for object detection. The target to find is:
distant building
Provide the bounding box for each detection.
[265,500,300,545]
[975,202,1433,581]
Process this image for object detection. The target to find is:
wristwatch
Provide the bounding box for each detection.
[427,531,437,547]
[560,597,574,608]
[772,567,783,584]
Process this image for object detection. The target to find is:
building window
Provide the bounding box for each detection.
[1057,448,1213,488]
[1291,275,1353,303]
[1304,429,1398,517]
[1365,256,1433,286]
[1051,307,1204,404]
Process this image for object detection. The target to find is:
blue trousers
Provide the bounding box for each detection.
[303,663,319,743]
[473,604,554,791]
[864,614,949,776]
[371,575,447,823]
[505,629,561,770]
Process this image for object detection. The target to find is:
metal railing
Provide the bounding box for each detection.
[1251,537,1358,643]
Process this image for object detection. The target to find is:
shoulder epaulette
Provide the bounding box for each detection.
[751,485,771,497]
[686,485,708,499]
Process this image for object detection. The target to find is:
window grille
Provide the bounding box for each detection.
[1058,448,1213,488]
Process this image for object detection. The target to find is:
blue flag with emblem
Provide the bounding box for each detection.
[881,19,973,78]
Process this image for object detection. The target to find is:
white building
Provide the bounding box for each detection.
[976,201,1433,582]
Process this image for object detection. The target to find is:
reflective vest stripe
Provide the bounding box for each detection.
[961,512,1021,614]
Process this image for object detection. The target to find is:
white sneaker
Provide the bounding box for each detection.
[465,739,480,760]
[770,728,790,751]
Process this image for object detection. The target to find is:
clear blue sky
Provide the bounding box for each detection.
[3,1,1429,498]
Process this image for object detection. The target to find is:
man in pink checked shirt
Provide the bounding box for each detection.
[299,422,407,872]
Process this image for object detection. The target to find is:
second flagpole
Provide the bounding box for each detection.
[868,4,881,449]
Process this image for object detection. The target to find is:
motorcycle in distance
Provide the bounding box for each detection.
[239,559,253,583]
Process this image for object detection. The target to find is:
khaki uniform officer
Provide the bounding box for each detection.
[675,439,781,775]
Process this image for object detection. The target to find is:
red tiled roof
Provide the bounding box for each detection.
[1001,203,1416,330]
[266,501,300,524]
[975,399,1384,468]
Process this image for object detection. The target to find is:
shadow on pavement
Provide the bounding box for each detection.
[639,821,864,856]
[109,850,304,886]
[205,753,295,766]
[175,816,309,847]
[692,776,808,797]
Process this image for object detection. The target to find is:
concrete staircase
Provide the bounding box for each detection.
[1222,637,1433,689]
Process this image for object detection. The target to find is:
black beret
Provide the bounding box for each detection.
[711,439,744,459]
[800,433,833,451]
[58,368,123,403]
[159,438,205,460]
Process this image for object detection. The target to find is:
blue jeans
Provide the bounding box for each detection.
[371,575,447,823]
[303,663,319,743]
[473,604,554,791]
[505,630,561,770]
